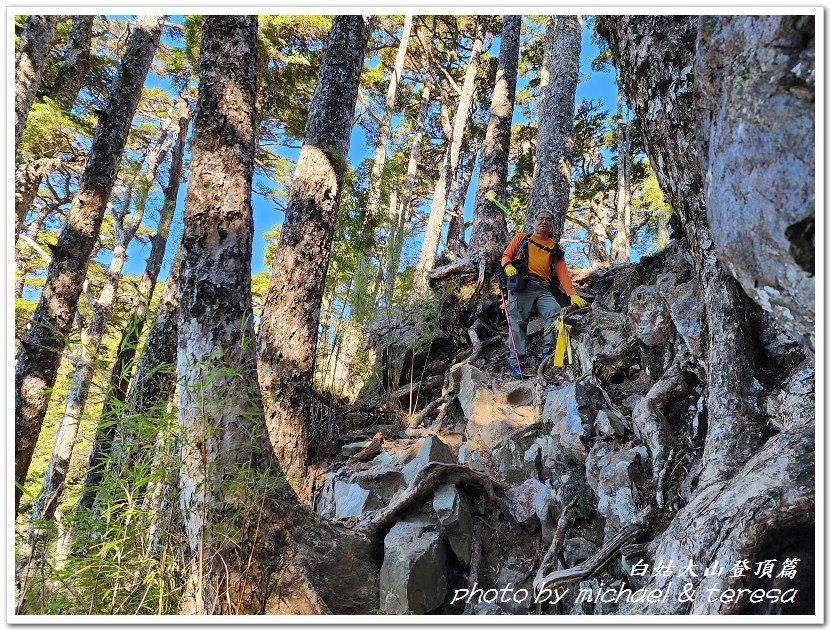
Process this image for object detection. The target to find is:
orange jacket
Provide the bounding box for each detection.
[501,233,575,295]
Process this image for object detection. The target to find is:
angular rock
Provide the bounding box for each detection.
[478,419,512,450]
[585,441,647,527]
[659,275,705,358]
[490,439,527,484]
[473,602,505,615]
[432,484,473,565]
[496,561,534,614]
[379,521,448,614]
[350,464,406,509]
[314,472,338,517]
[402,435,456,484]
[459,365,538,450]
[542,382,604,461]
[563,537,598,566]
[504,478,555,542]
[628,284,672,346]
[334,481,370,519]
[594,409,626,437]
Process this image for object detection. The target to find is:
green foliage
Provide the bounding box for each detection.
[18,97,93,163]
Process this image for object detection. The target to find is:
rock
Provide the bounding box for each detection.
[372,452,395,465]
[594,409,626,437]
[350,465,406,508]
[542,382,604,461]
[695,15,815,343]
[659,275,705,358]
[522,442,543,480]
[459,365,539,450]
[585,441,647,527]
[478,419,512,450]
[334,481,370,519]
[505,382,535,406]
[379,521,448,614]
[342,440,373,457]
[504,479,554,541]
[563,537,598,566]
[496,561,534,614]
[628,284,672,346]
[402,435,456,484]
[473,602,505,615]
[490,439,527,484]
[432,484,473,565]
[314,472,338,517]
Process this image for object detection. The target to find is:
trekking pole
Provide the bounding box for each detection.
[498,282,523,378]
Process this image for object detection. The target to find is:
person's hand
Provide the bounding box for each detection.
[570,293,587,308]
[505,264,518,277]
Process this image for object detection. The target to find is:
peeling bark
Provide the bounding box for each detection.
[15,15,164,515]
[525,15,582,241]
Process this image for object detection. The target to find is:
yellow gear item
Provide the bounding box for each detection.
[505,263,518,277]
[553,315,573,367]
[570,293,587,308]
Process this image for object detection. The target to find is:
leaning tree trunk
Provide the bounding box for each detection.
[596,14,814,614]
[77,99,189,511]
[468,14,520,280]
[257,15,370,494]
[28,128,172,537]
[15,14,59,151]
[414,17,485,294]
[524,15,582,241]
[14,15,164,516]
[177,17,377,614]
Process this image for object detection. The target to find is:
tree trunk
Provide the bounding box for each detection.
[468,14,520,278]
[414,17,485,294]
[257,15,370,493]
[28,129,171,531]
[177,17,377,614]
[15,204,51,299]
[596,15,814,614]
[49,15,95,107]
[384,79,432,302]
[77,98,190,511]
[610,86,632,263]
[586,179,612,268]
[445,136,478,258]
[15,15,164,516]
[525,15,582,241]
[15,14,59,150]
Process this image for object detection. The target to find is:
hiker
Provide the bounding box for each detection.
[501,209,587,378]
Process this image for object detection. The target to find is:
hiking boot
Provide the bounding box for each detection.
[511,365,525,379]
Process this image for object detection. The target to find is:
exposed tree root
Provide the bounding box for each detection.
[357,462,515,539]
[347,432,383,465]
[427,257,475,282]
[534,523,644,594]
[463,520,484,614]
[534,498,578,587]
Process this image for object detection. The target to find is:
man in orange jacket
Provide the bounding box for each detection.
[501,209,586,378]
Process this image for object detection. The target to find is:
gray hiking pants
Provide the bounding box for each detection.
[505,279,562,368]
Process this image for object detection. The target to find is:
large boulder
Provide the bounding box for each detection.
[542,382,605,461]
[585,442,648,527]
[504,479,557,543]
[432,484,473,565]
[401,435,456,484]
[695,15,815,344]
[628,284,672,346]
[379,520,448,614]
[459,365,538,450]
[657,271,705,358]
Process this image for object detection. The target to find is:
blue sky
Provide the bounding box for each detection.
[111,16,620,283]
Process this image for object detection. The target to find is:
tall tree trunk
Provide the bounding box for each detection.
[524,15,582,241]
[15,14,59,150]
[445,135,479,258]
[49,15,94,107]
[350,16,413,324]
[586,181,612,268]
[414,17,485,294]
[177,17,377,614]
[596,15,814,614]
[384,79,432,302]
[257,15,370,493]
[469,14,520,279]
[28,129,171,532]
[15,204,52,299]
[77,99,190,511]
[15,15,164,516]
[610,85,632,263]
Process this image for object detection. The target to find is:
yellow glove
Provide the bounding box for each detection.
[570,293,587,308]
[505,264,518,277]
